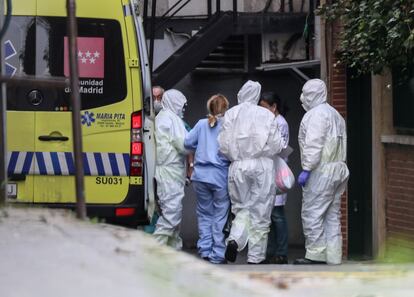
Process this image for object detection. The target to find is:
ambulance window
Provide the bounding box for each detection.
[39,17,127,111]
[5,17,36,111]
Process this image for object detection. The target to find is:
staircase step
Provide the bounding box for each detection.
[198,60,244,66]
[221,40,244,45]
[153,11,235,88]
[194,67,245,73]
[194,33,246,73]
[215,44,244,50]
[208,53,244,58]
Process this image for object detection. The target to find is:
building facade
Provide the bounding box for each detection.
[146,0,414,261]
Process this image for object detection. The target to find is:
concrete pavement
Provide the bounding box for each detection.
[1,207,413,297]
[0,207,284,297]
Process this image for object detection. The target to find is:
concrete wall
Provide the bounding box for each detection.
[151,33,187,70]
[147,0,310,16]
[244,0,310,13]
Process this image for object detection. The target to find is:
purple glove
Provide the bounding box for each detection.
[298,170,311,187]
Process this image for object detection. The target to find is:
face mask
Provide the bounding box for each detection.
[300,93,309,111]
[178,108,184,118]
[178,105,186,118]
[154,101,162,113]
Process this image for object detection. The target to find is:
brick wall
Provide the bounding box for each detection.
[329,61,348,258]
[329,21,348,258]
[384,144,414,257]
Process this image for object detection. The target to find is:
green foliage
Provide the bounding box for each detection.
[317,0,414,76]
[377,236,414,263]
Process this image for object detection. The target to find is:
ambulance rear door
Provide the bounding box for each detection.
[33,0,132,204]
[124,0,157,218]
[5,1,37,203]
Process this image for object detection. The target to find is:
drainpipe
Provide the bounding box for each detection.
[319,0,328,84]
[0,0,5,206]
[0,0,11,207]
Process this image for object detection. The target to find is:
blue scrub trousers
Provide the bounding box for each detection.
[266,206,288,258]
[192,181,230,263]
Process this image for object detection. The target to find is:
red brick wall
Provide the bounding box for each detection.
[329,61,348,258]
[329,21,348,258]
[385,144,414,256]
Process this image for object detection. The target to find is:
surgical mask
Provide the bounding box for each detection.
[154,100,163,113]
[300,93,309,111]
[178,108,184,118]
[178,105,186,118]
[300,93,305,104]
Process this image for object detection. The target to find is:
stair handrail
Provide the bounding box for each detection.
[207,0,238,22]
[146,0,239,71]
[147,0,193,71]
[154,0,192,32]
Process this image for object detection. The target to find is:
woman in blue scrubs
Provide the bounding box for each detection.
[184,94,230,264]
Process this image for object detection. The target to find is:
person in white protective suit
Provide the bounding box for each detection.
[294,79,349,265]
[153,89,188,249]
[218,80,285,264]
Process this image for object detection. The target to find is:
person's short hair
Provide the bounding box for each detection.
[152,86,164,102]
[152,85,164,93]
[259,91,289,116]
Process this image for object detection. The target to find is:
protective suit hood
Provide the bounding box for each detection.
[237,80,261,105]
[162,89,187,116]
[300,79,327,111]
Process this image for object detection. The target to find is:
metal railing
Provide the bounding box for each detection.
[0,0,86,219]
[144,0,238,71]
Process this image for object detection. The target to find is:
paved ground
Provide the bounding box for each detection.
[1,207,413,297]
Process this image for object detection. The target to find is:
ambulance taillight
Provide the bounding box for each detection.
[130,112,143,176]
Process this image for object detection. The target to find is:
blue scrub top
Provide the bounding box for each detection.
[184,118,230,187]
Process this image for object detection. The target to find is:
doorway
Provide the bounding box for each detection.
[347,70,373,259]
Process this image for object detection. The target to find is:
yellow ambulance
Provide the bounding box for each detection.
[5,0,156,226]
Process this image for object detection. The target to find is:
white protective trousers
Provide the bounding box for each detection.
[154,167,185,249]
[227,158,275,263]
[302,162,349,264]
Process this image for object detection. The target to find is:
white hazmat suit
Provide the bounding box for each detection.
[153,89,188,249]
[298,79,349,264]
[218,80,284,263]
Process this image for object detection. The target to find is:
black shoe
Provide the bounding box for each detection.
[202,257,209,261]
[293,258,326,265]
[269,255,288,264]
[225,240,238,262]
[211,259,228,264]
[247,259,270,264]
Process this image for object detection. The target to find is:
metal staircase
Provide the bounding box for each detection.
[146,0,314,88]
[152,11,235,89]
[195,35,245,73]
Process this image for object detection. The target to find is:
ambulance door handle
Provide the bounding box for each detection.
[143,129,150,133]
[38,135,69,141]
